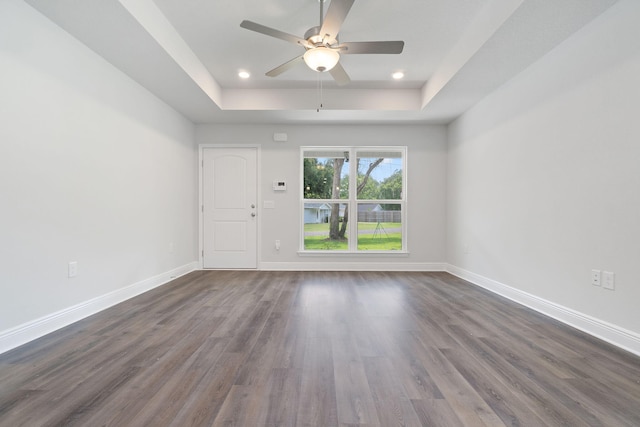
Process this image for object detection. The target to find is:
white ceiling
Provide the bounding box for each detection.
[24,0,618,124]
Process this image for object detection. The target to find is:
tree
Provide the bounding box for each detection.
[329,158,345,239]
[379,169,402,210]
[357,158,384,195]
[305,155,385,241]
[329,157,384,240]
[356,176,380,199]
[303,158,334,199]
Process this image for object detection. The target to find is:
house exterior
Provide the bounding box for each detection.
[303,203,331,224]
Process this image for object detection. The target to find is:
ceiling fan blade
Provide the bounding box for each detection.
[265,56,305,77]
[338,41,405,54]
[319,0,355,41]
[329,62,351,86]
[240,20,312,48]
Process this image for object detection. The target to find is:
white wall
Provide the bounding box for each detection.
[0,0,198,350]
[447,0,640,351]
[197,124,448,270]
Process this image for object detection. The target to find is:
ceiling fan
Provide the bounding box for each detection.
[240,0,404,86]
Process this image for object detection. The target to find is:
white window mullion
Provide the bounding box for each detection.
[348,148,358,251]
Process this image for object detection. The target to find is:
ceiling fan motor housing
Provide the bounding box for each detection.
[304,26,338,47]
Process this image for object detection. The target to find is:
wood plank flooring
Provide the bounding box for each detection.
[1,271,639,426]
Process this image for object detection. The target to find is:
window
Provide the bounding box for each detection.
[301,147,407,253]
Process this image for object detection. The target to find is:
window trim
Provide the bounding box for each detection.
[300,146,408,254]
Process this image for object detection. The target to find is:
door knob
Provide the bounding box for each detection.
[251,204,255,208]
[251,213,256,217]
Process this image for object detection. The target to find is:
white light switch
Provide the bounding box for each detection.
[68,261,78,278]
[603,271,615,290]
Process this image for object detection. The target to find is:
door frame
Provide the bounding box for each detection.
[199,144,261,269]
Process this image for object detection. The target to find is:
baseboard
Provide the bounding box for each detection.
[259,261,447,272]
[446,264,640,357]
[0,261,199,355]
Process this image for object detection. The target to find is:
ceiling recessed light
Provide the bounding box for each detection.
[238,71,250,79]
[392,71,404,80]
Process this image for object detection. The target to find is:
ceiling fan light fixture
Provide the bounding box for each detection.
[303,47,340,72]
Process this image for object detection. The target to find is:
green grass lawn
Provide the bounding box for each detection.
[304,222,402,250]
[304,235,349,250]
[303,223,334,232]
[357,234,402,250]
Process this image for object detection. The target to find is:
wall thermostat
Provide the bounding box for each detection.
[273,180,287,191]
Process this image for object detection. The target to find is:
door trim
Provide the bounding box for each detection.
[199,144,261,269]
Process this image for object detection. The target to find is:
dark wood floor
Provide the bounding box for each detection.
[1,271,639,426]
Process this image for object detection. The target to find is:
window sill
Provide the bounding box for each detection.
[298,250,409,257]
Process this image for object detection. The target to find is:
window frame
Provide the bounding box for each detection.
[299,146,408,254]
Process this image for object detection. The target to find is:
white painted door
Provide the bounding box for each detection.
[203,147,257,269]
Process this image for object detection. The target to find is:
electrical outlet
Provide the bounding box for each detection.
[591,269,601,286]
[68,261,78,278]
[275,240,281,250]
[603,271,615,290]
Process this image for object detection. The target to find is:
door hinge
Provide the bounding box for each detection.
[202,250,204,257]
[201,205,204,213]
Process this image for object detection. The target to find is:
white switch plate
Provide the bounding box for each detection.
[68,261,78,278]
[603,271,615,290]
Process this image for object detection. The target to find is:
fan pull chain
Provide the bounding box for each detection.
[317,73,324,112]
